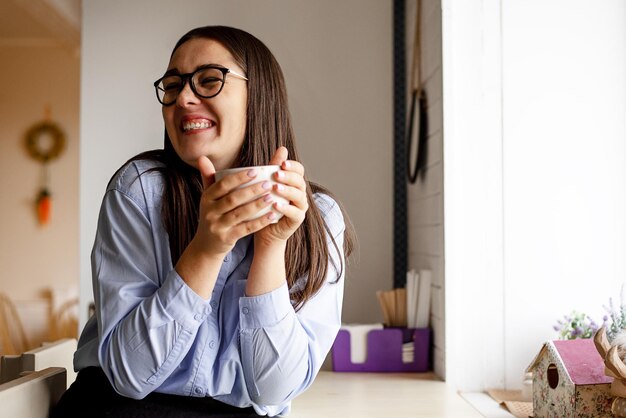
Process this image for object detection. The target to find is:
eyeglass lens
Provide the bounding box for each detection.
[157,67,225,104]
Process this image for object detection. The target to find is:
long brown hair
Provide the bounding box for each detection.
[130,26,354,310]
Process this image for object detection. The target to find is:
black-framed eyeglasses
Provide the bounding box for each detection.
[153,65,248,106]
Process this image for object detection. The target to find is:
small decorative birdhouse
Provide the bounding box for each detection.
[526,339,613,417]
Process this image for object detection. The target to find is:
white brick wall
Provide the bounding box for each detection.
[406,0,445,379]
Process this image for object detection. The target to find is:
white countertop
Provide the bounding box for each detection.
[291,371,483,417]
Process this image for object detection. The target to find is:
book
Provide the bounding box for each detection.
[406,270,419,328]
[415,269,432,328]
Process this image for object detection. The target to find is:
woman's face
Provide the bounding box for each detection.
[163,38,247,170]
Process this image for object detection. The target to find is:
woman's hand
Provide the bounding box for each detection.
[176,156,277,299]
[255,146,309,247]
[190,156,277,258]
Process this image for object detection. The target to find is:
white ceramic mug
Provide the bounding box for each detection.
[214,165,287,223]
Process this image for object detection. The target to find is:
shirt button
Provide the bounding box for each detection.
[194,386,203,395]
[209,340,216,349]
[210,301,218,309]
[194,314,203,321]
[242,307,249,315]
[224,255,230,262]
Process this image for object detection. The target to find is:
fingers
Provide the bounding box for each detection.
[214,181,273,216]
[202,194,274,242]
[275,169,306,189]
[214,195,277,242]
[268,146,288,166]
[270,160,309,228]
[273,159,308,212]
[197,156,216,189]
[221,194,275,225]
[273,182,308,211]
[208,202,276,246]
[280,159,305,176]
[207,168,258,200]
[271,199,306,224]
[274,168,306,201]
[229,210,277,238]
[199,152,310,245]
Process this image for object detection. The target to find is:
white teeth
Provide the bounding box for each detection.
[183,120,211,132]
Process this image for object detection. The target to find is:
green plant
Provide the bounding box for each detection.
[553,310,599,340]
[604,286,626,342]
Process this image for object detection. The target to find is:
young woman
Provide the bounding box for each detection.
[53,26,354,417]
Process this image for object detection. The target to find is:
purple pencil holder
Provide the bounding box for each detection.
[331,327,431,372]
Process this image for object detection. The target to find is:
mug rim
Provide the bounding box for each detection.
[215,165,281,179]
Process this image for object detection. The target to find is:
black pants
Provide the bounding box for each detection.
[51,367,259,418]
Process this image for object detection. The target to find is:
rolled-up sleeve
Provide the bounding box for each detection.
[94,188,211,399]
[238,195,346,409]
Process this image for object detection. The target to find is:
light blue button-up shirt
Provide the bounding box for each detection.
[73,160,346,416]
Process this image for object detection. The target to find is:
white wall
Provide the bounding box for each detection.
[406,0,445,378]
[80,0,393,326]
[0,45,80,345]
[501,0,626,389]
[443,0,626,391]
[442,0,506,391]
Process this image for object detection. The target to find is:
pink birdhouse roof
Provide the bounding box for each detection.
[553,339,612,385]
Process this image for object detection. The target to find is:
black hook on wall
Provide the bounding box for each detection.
[406,88,428,184]
[406,0,428,184]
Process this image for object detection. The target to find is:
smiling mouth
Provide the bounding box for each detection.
[182,119,215,132]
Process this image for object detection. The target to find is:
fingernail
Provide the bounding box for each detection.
[284,161,291,169]
[276,171,285,179]
[276,184,285,192]
[263,194,273,202]
[275,201,285,208]
[262,181,271,190]
[247,169,257,177]
[267,212,276,220]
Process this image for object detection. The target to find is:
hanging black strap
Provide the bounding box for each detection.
[406,0,428,184]
[407,90,428,183]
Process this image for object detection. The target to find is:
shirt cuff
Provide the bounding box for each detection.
[156,270,212,329]
[239,282,292,329]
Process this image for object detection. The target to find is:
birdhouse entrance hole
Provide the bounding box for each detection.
[547,363,559,389]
